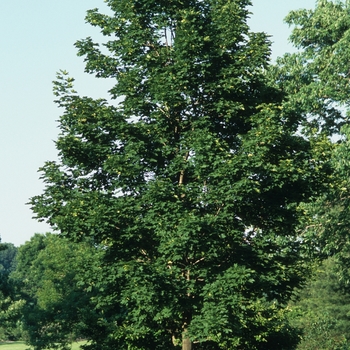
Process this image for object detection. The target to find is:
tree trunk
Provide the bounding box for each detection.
[182,335,192,350]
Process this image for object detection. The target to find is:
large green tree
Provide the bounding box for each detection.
[30,0,334,349]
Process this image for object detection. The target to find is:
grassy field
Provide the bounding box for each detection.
[0,341,85,349]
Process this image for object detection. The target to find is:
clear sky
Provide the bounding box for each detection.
[0,0,317,247]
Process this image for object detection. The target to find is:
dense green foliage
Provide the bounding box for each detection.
[272,1,350,348]
[0,243,23,341]
[0,243,17,274]
[5,2,350,348]
[12,234,101,350]
[289,258,350,350]
[1,0,348,349]
[278,0,350,265]
[285,0,350,107]
[270,0,350,136]
[26,0,341,349]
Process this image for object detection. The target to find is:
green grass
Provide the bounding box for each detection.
[0,343,28,350]
[0,342,27,350]
[0,341,86,350]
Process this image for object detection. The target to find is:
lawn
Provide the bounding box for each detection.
[0,341,85,349]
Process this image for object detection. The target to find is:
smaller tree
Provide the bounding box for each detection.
[289,257,350,350]
[0,243,17,273]
[12,233,102,350]
[0,242,23,341]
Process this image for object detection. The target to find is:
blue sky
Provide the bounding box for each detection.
[0,0,316,246]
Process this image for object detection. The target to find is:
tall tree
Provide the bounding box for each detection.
[30,0,333,349]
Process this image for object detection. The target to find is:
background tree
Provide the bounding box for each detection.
[30,0,335,349]
[275,0,350,271]
[271,2,350,348]
[0,242,23,341]
[270,0,350,134]
[288,257,350,350]
[0,243,17,274]
[12,233,102,350]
